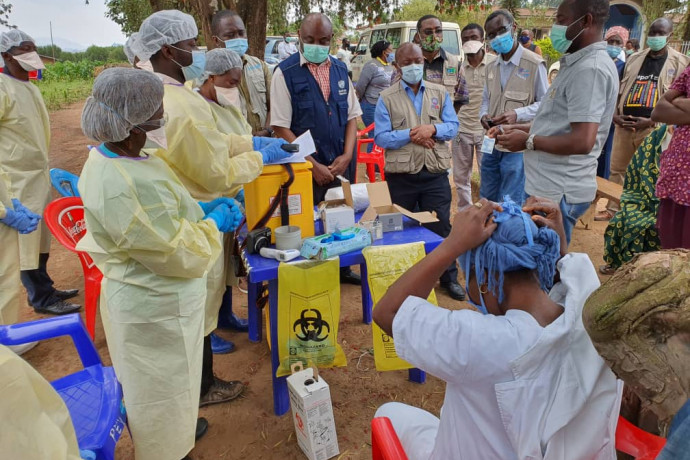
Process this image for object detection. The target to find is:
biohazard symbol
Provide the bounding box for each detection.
[293,309,330,342]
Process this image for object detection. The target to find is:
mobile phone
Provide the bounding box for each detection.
[281,143,299,152]
[486,118,496,128]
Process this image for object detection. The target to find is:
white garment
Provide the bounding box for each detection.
[336,48,353,71]
[277,41,297,61]
[387,253,621,460]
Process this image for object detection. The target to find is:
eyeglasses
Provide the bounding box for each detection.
[487,24,513,41]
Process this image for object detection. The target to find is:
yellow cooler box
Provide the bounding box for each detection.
[245,163,315,243]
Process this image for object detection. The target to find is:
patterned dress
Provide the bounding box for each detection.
[604,125,667,268]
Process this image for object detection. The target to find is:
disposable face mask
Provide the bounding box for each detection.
[490,30,514,55]
[519,35,531,44]
[626,49,634,56]
[143,126,167,150]
[171,46,206,82]
[606,45,622,59]
[13,51,45,71]
[386,53,395,64]
[215,85,242,108]
[224,38,249,57]
[647,35,668,52]
[420,34,442,52]
[137,60,154,72]
[462,40,484,55]
[302,43,330,64]
[550,15,586,54]
[400,63,424,85]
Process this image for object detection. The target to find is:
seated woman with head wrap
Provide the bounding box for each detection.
[600,125,670,274]
[372,197,621,460]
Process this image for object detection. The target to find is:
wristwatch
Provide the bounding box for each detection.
[526,134,536,151]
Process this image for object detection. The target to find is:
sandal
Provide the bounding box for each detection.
[594,210,616,222]
[599,265,617,275]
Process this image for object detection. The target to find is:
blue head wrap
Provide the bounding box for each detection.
[458,199,561,313]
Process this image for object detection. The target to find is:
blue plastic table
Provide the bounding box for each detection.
[243,215,444,416]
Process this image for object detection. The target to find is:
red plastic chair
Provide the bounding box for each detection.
[44,197,103,340]
[615,415,666,459]
[356,123,386,184]
[371,416,666,460]
[372,417,408,460]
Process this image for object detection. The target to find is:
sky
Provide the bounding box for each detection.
[7,0,127,50]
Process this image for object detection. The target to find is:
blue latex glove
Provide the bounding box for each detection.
[205,202,243,232]
[252,136,283,151]
[198,197,239,215]
[234,190,245,208]
[1,205,39,234]
[260,139,292,165]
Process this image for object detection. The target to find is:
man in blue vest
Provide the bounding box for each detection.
[271,12,362,285]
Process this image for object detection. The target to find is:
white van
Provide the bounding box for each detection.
[351,21,463,82]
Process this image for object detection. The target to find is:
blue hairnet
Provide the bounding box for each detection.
[458,199,561,305]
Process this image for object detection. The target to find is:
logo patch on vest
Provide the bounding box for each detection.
[431,97,440,109]
[446,67,456,75]
[338,79,347,96]
[516,67,530,80]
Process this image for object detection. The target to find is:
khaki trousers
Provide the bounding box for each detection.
[607,125,654,211]
[452,132,484,211]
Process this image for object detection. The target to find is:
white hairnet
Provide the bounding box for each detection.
[134,10,198,62]
[0,29,35,52]
[200,47,242,83]
[81,68,164,143]
[124,33,139,64]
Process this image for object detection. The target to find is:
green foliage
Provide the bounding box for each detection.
[36,45,126,64]
[33,79,93,112]
[41,60,103,82]
[106,0,154,36]
[395,0,488,26]
[0,0,13,28]
[534,36,560,67]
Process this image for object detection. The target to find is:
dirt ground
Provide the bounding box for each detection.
[18,101,612,460]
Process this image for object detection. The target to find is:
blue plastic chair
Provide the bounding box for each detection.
[0,314,126,460]
[50,168,81,197]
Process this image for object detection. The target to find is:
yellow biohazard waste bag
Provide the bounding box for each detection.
[276,258,347,377]
[363,243,437,371]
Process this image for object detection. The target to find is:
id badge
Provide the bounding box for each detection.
[481,136,496,154]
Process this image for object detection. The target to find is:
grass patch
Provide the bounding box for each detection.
[34,79,93,112]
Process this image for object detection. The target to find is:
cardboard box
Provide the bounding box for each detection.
[288,366,339,460]
[318,177,355,233]
[300,226,372,260]
[360,181,438,231]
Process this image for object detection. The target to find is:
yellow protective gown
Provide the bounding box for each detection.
[75,147,222,460]
[0,344,81,460]
[156,75,263,335]
[0,167,20,325]
[0,73,52,270]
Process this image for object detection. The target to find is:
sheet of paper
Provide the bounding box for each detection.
[273,130,315,164]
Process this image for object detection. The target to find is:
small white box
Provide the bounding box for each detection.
[287,366,339,460]
[319,176,355,234]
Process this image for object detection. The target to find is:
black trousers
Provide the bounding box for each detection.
[201,335,214,397]
[386,169,458,284]
[20,252,57,308]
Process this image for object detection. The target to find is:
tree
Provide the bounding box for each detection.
[0,0,13,28]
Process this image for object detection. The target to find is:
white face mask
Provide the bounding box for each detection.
[215,86,242,108]
[13,51,45,71]
[137,60,154,73]
[143,126,168,150]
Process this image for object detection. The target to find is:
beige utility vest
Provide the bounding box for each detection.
[242,55,269,129]
[486,48,543,152]
[380,81,451,175]
[439,52,460,97]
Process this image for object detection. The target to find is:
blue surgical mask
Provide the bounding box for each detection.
[606,45,622,59]
[400,63,423,84]
[302,43,330,64]
[386,53,395,64]
[647,35,668,52]
[490,30,515,55]
[224,38,249,56]
[550,15,586,54]
[170,46,206,82]
[625,49,634,56]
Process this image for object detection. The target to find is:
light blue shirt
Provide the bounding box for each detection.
[479,44,548,122]
[374,80,460,150]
